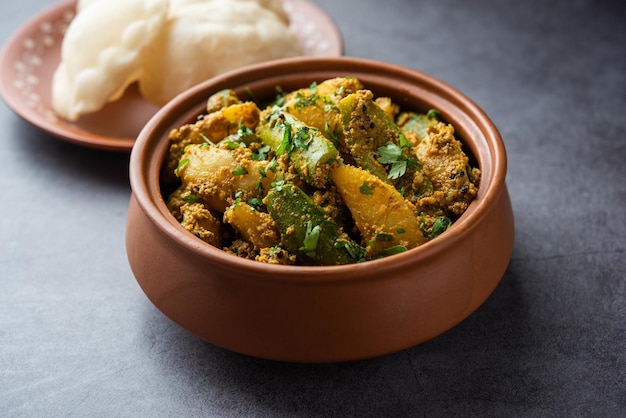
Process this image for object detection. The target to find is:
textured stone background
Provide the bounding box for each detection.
[1,0,624,416]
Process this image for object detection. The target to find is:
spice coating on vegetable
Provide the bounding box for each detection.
[162,77,480,265]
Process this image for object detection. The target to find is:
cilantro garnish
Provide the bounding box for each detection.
[388,160,408,180]
[251,145,270,161]
[299,220,320,256]
[377,142,403,164]
[183,194,202,204]
[222,140,239,150]
[377,141,420,180]
[271,175,285,191]
[259,157,277,178]
[359,181,375,195]
[275,117,315,155]
[334,240,369,261]
[293,82,339,113]
[234,123,253,139]
[420,214,452,239]
[380,245,408,256]
[324,121,339,143]
[293,126,312,149]
[398,133,412,148]
[232,165,248,176]
[427,109,440,119]
[247,197,263,210]
[322,101,339,113]
[233,190,244,206]
[175,158,189,176]
[429,217,452,238]
[374,233,394,242]
[276,118,293,155]
[294,91,319,110]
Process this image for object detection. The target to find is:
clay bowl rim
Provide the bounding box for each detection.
[129,56,507,283]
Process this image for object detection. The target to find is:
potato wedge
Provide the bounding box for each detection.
[177,144,275,212]
[224,202,279,250]
[331,164,427,254]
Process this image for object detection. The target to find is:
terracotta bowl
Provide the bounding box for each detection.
[126,57,514,363]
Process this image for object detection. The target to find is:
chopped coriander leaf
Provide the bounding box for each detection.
[183,194,202,204]
[429,216,452,239]
[234,123,253,138]
[299,220,320,256]
[232,165,248,176]
[377,142,403,164]
[268,245,282,257]
[399,133,412,148]
[251,145,270,161]
[419,214,452,239]
[334,240,368,261]
[271,177,285,191]
[293,126,312,149]
[406,158,421,170]
[247,197,263,209]
[375,233,394,242]
[321,96,339,113]
[293,91,318,110]
[259,158,278,177]
[276,119,293,155]
[175,158,189,176]
[223,140,239,149]
[359,181,375,195]
[396,227,406,234]
[324,121,339,142]
[427,109,440,119]
[233,190,243,206]
[388,160,407,180]
[380,245,408,256]
[377,142,420,179]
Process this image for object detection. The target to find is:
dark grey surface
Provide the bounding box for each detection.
[1,0,624,416]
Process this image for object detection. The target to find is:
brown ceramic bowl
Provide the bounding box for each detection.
[126,57,514,363]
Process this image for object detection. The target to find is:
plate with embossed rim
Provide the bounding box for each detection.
[0,0,343,152]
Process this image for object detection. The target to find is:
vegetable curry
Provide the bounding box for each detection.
[162,77,480,265]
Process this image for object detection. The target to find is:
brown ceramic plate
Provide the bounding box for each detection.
[0,0,343,152]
